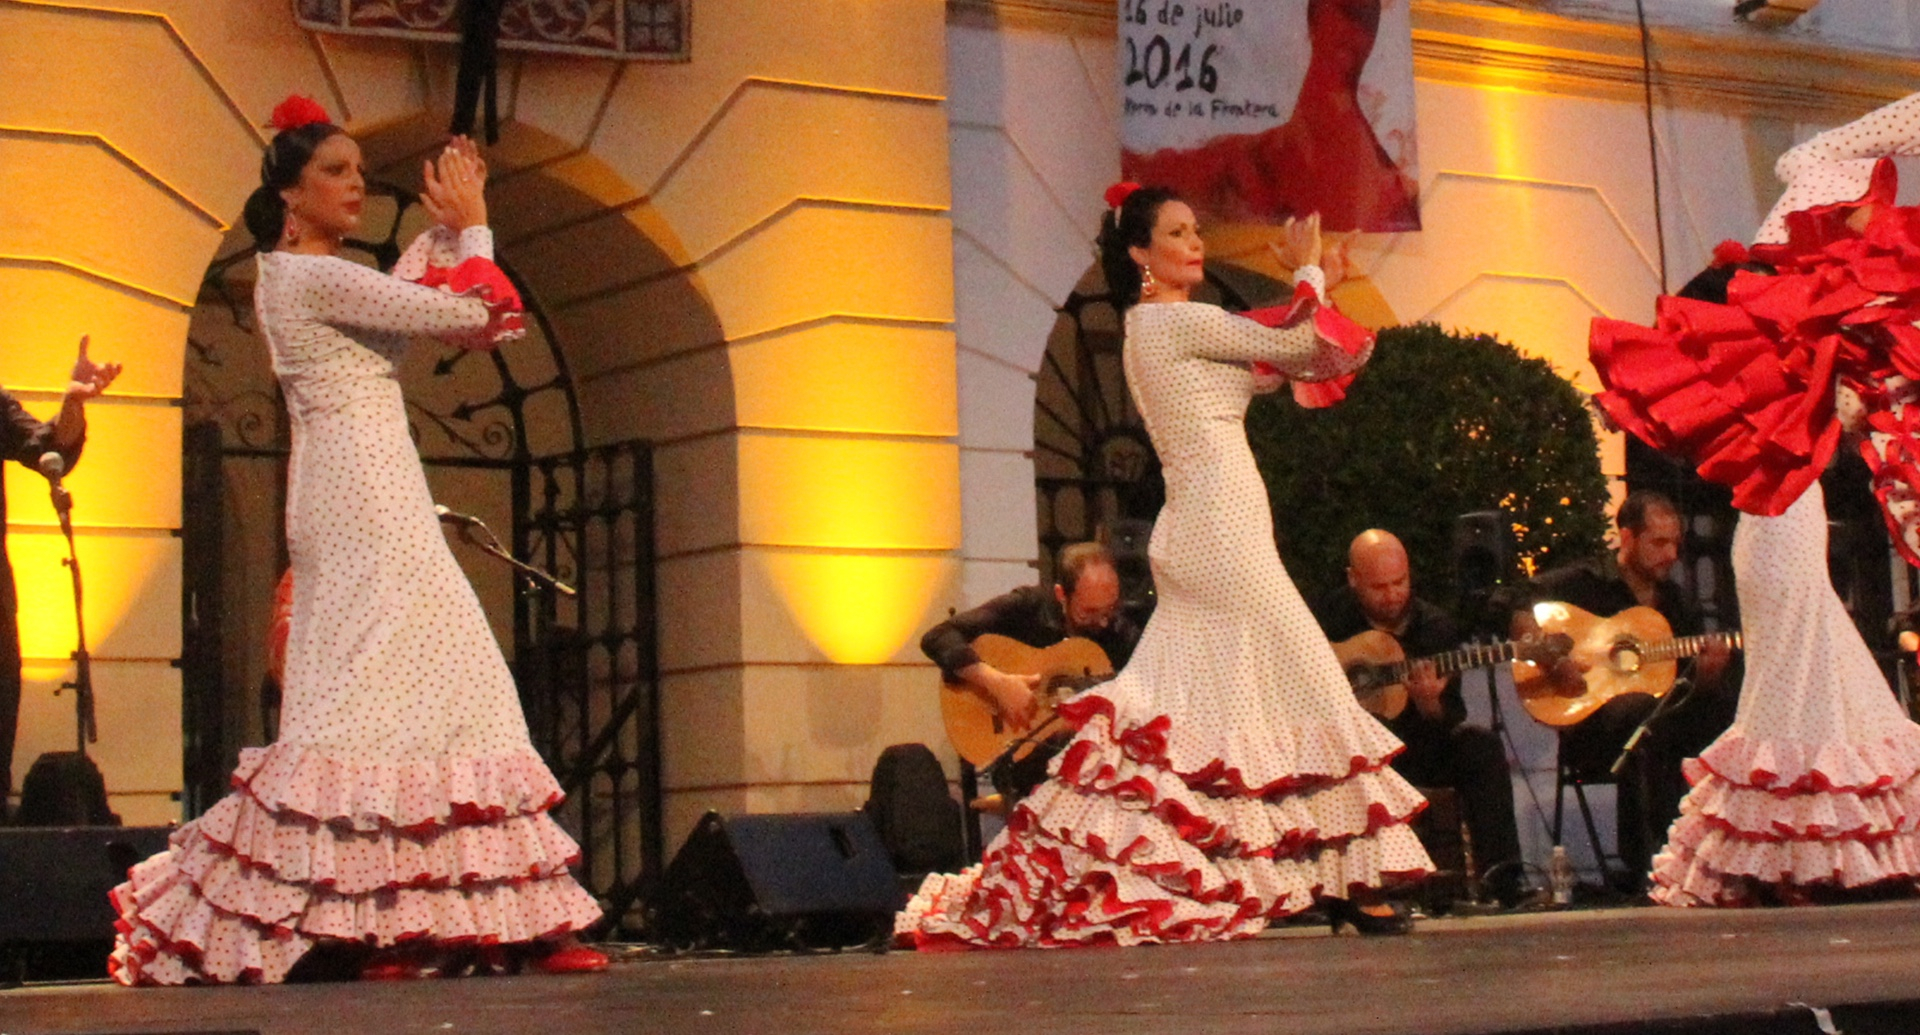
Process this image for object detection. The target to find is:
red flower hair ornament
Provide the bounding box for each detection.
[270,94,332,133]
[1711,239,1751,268]
[1105,181,1144,211]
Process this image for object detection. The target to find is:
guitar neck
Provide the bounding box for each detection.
[1390,640,1522,683]
[1641,629,1742,664]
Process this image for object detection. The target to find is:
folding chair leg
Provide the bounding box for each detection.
[1569,779,1620,886]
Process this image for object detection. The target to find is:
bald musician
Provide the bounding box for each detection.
[1311,529,1524,904]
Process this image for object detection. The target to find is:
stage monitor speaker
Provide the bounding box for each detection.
[0,826,170,944]
[649,811,899,953]
[16,751,119,827]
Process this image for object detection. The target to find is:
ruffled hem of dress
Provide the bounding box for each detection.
[233,743,565,832]
[1650,812,1920,907]
[109,819,601,985]
[1652,732,1920,907]
[1055,690,1406,798]
[1676,773,1920,842]
[192,792,584,895]
[895,704,1433,949]
[1055,713,1428,857]
[1687,728,1920,794]
[898,805,1431,949]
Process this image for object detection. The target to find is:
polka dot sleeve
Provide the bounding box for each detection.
[1177,291,1369,384]
[297,253,494,340]
[1757,92,1920,243]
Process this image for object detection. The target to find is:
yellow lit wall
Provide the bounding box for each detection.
[0,0,269,818]
[1,0,963,853]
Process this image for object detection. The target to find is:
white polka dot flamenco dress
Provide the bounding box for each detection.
[900,276,1434,947]
[110,226,601,984]
[1652,484,1920,904]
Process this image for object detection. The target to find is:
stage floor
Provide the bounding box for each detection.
[7,900,1920,1035]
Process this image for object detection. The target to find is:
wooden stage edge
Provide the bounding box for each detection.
[8,900,1920,1035]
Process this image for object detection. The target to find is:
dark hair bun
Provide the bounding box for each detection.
[243,186,287,252]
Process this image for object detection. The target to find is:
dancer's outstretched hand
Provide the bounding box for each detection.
[67,335,122,400]
[1275,213,1323,271]
[422,136,489,231]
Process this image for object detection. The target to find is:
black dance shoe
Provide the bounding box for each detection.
[1326,898,1414,936]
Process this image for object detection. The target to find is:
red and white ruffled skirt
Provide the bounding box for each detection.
[899,583,1433,948]
[108,743,601,984]
[1652,484,1920,905]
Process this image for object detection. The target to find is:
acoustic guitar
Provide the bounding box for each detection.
[1332,632,1524,720]
[1512,602,1742,728]
[939,633,1115,768]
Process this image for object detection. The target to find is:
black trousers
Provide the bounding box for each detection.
[1560,686,1737,879]
[1392,724,1524,897]
[0,559,19,816]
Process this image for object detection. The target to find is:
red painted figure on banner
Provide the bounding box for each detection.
[1125,0,1420,232]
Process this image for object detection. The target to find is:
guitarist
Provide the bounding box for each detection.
[1312,530,1525,905]
[1501,491,1733,884]
[921,542,1144,800]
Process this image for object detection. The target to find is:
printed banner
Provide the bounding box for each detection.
[294,0,691,61]
[1119,0,1420,232]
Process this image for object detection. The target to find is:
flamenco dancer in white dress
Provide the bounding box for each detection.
[900,185,1432,947]
[1590,93,1920,906]
[110,97,604,983]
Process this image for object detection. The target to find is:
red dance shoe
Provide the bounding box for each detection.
[360,957,426,981]
[532,945,609,975]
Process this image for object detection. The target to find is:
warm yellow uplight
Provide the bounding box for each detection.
[732,322,957,437]
[9,531,180,661]
[757,552,952,664]
[738,434,959,551]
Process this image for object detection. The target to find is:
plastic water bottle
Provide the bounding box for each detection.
[1549,845,1576,906]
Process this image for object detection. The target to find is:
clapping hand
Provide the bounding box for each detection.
[1272,212,1323,271]
[68,336,122,400]
[421,135,489,231]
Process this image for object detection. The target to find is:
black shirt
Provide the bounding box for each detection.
[1310,585,1468,755]
[0,390,80,571]
[1507,555,1703,639]
[921,584,1142,680]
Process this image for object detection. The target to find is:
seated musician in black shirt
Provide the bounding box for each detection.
[1312,529,1525,904]
[1502,491,1733,884]
[920,541,1144,799]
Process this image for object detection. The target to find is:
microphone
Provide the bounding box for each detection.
[434,503,483,528]
[39,451,72,527]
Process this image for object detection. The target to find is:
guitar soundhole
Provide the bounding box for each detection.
[1610,643,1642,674]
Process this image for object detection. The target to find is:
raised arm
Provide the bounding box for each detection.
[301,253,496,340]
[1758,92,1920,243]
[1179,281,1372,382]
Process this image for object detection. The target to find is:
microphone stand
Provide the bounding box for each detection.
[437,507,576,597]
[47,473,96,751]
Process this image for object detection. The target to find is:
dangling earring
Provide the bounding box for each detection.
[280,211,303,249]
[1140,264,1157,297]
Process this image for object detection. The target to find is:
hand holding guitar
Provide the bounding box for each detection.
[960,663,1040,729]
[1404,660,1448,719]
[939,636,1115,767]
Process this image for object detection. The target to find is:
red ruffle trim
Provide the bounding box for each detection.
[231,743,565,833]
[408,257,526,348]
[1054,690,1400,798]
[1240,281,1375,409]
[899,688,1434,948]
[110,742,599,985]
[1589,156,1920,530]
